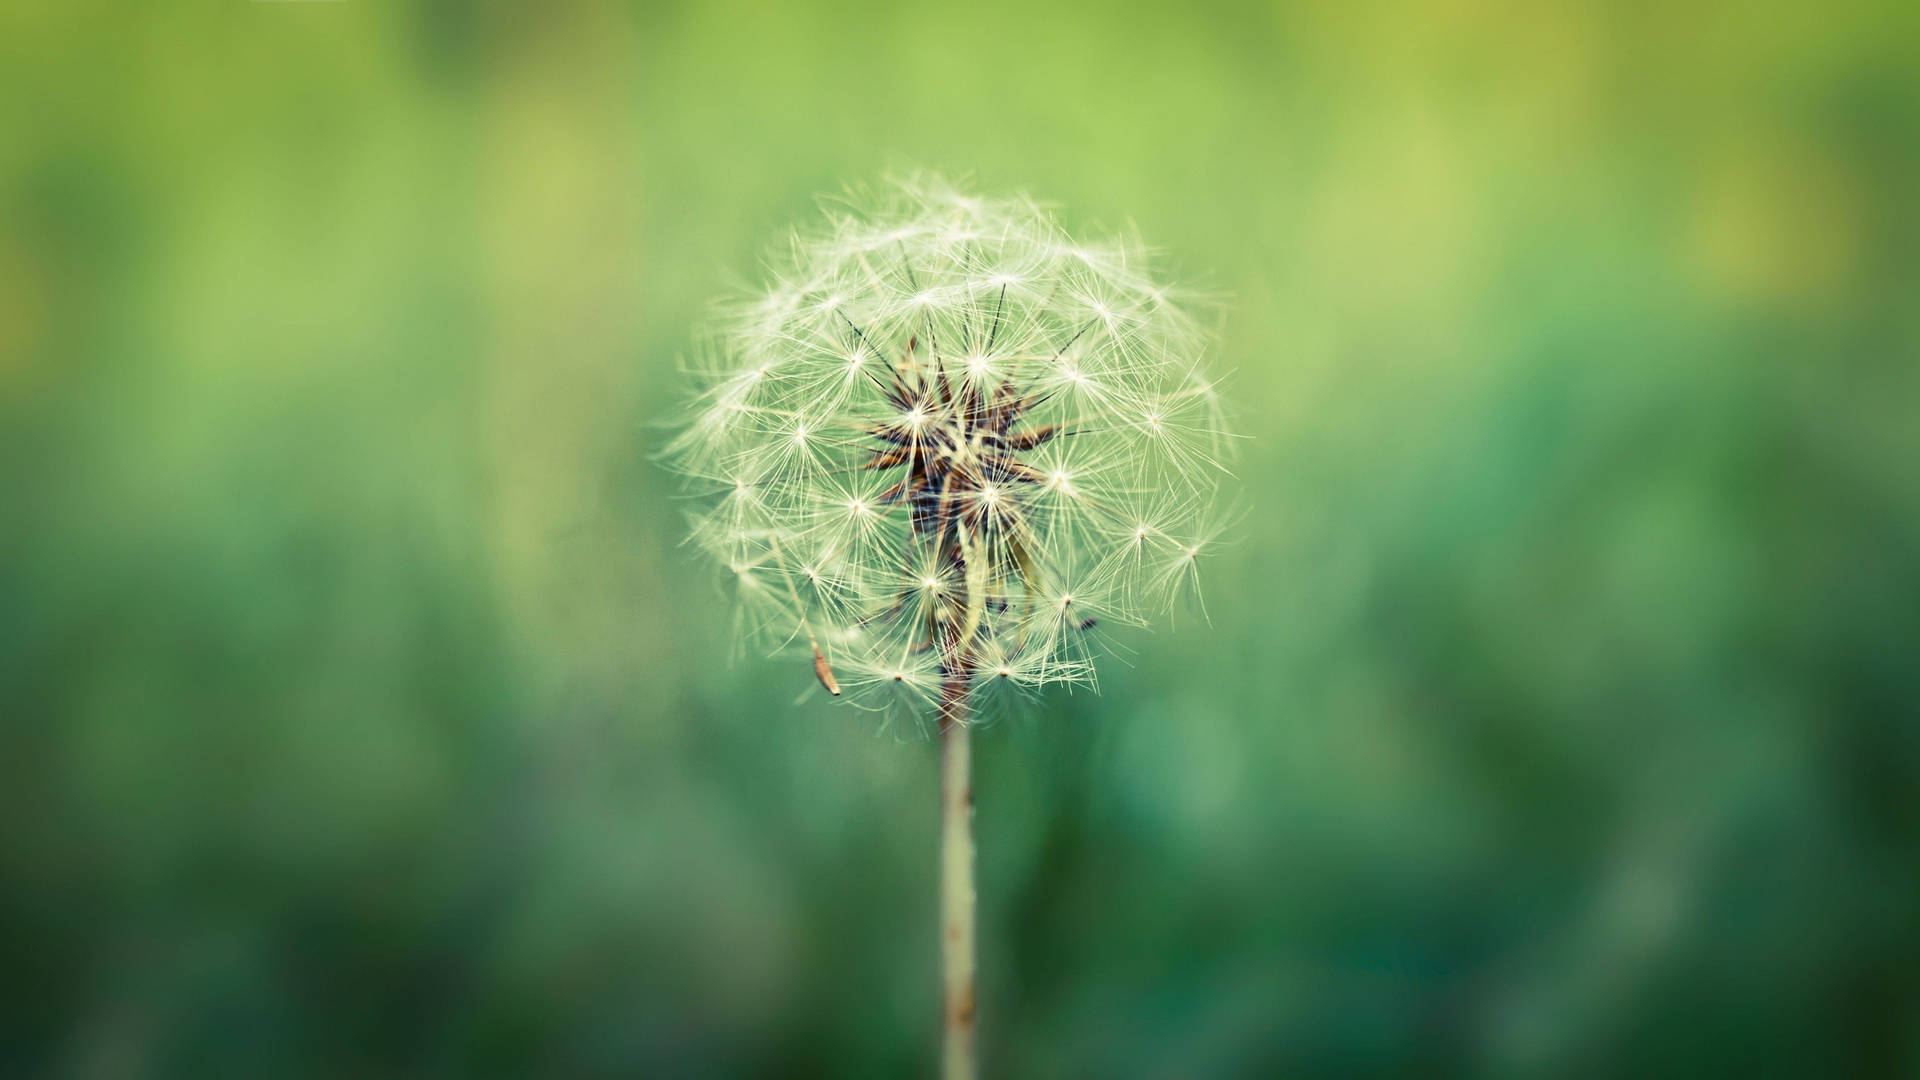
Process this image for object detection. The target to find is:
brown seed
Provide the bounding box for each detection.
[812,644,841,696]
[865,446,911,470]
[1003,423,1060,450]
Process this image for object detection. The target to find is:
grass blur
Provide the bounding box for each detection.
[3,0,1918,1075]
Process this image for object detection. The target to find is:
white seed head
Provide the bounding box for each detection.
[664,174,1235,714]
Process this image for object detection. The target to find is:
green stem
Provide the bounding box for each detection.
[939,673,976,1080]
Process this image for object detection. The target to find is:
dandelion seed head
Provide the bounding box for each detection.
[663,173,1236,715]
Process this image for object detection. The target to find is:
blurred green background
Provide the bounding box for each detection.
[4,0,1918,1075]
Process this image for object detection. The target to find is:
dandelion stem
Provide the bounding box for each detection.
[939,671,977,1080]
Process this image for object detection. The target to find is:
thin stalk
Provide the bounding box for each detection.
[939,673,976,1080]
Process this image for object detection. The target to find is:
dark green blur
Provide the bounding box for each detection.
[3,0,1917,1075]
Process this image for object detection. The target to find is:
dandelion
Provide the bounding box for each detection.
[663,174,1234,1079]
